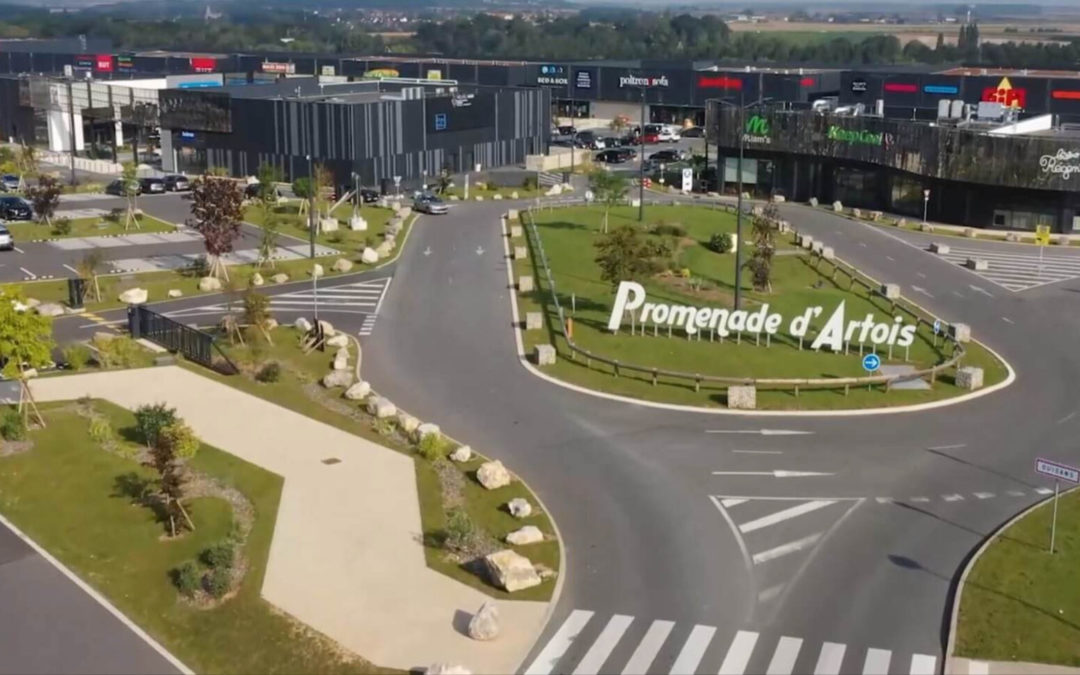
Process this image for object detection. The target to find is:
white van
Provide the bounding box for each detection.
[658,125,682,142]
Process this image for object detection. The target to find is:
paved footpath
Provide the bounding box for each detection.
[28,367,548,673]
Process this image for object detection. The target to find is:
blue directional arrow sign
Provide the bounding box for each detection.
[933,319,942,335]
[862,353,881,372]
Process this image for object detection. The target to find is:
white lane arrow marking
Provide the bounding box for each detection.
[476,246,485,256]
[911,285,934,299]
[969,284,994,298]
[706,429,814,436]
[423,246,432,256]
[711,470,834,478]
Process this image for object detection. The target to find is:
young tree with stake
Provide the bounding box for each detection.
[744,203,778,292]
[187,175,244,281]
[588,169,629,234]
[0,289,54,428]
[76,249,105,303]
[26,175,61,227]
[120,161,141,230]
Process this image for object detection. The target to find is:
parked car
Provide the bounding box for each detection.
[556,125,577,137]
[359,188,380,204]
[648,149,686,163]
[0,224,13,251]
[138,177,166,194]
[106,178,141,196]
[163,174,191,191]
[413,194,449,215]
[0,196,31,221]
[680,126,705,138]
[574,131,606,150]
[595,149,631,164]
[0,174,20,191]
[658,125,682,142]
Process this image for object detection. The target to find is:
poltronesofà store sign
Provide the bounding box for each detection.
[607,281,918,350]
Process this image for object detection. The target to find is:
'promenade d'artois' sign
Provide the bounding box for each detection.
[607,281,918,350]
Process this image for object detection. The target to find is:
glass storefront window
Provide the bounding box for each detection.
[554,100,590,119]
[835,167,879,209]
[890,176,925,218]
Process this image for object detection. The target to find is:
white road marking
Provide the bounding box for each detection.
[943,494,964,502]
[951,290,964,297]
[1002,317,1015,324]
[916,272,927,278]
[858,242,867,247]
[1035,487,1054,495]
[814,642,847,675]
[1057,411,1077,425]
[885,255,895,261]
[875,497,893,504]
[62,263,80,275]
[752,533,823,565]
[969,284,995,298]
[911,285,934,298]
[928,444,967,450]
[721,498,748,508]
[909,654,937,675]
[708,496,753,574]
[620,620,674,675]
[523,610,594,675]
[718,630,759,675]
[712,470,834,478]
[476,246,485,256]
[758,584,785,603]
[973,492,995,499]
[668,624,716,675]
[19,266,35,279]
[910,497,930,502]
[765,636,803,675]
[423,246,432,256]
[732,449,783,455]
[573,614,633,675]
[1006,490,1026,497]
[12,245,24,253]
[739,500,836,533]
[706,429,813,436]
[863,648,892,675]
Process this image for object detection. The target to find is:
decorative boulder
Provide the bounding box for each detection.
[896,218,907,228]
[310,264,324,278]
[772,194,786,203]
[929,242,950,254]
[117,288,148,304]
[367,396,397,419]
[251,272,265,287]
[397,413,420,434]
[881,283,901,300]
[920,223,935,233]
[198,277,222,292]
[322,370,353,388]
[870,211,883,221]
[727,385,757,410]
[450,445,473,462]
[809,197,819,207]
[326,333,349,348]
[376,241,394,258]
[751,206,764,217]
[545,184,563,196]
[1057,235,1070,246]
[493,193,503,201]
[318,320,336,336]
[449,195,460,201]
[525,312,543,330]
[344,381,371,400]
[415,423,441,442]
[332,258,353,273]
[475,195,484,201]
[483,550,541,592]
[426,665,472,675]
[332,347,349,371]
[477,460,512,490]
[510,191,519,199]
[1005,232,1020,243]
[506,525,544,546]
[956,366,984,391]
[821,246,835,261]
[966,258,989,271]
[507,498,532,518]
[950,323,971,343]
[514,246,528,260]
[467,602,499,641]
[320,217,339,233]
[35,302,65,317]
[349,215,368,231]
[167,289,182,298]
[294,317,313,333]
[264,318,278,330]
[507,209,519,221]
[361,247,379,264]
[535,344,556,366]
[510,225,523,238]
[271,273,290,284]
[832,201,843,212]
[852,208,862,219]
[963,228,977,238]
[518,275,534,292]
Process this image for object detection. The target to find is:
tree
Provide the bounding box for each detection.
[255,161,282,204]
[588,169,628,234]
[935,32,945,52]
[76,249,105,303]
[242,286,273,344]
[120,161,141,230]
[255,162,283,269]
[744,203,778,293]
[187,175,244,280]
[148,419,200,537]
[610,114,631,133]
[26,175,61,227]
[436,169,453,195]
[0,289,54,428]
[134,402,177,449]
[594,225,664,291]
[15,144,36,189]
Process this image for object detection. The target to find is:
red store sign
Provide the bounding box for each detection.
[698,75,742,90]
[95,54,114,72]
[190,57,217,73]
[981,77,1026,109]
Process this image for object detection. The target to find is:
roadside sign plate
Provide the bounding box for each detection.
[1035,225,1051,246]
[1036,458,1080,484]
[862,353,880,372]
[933,319,942,335]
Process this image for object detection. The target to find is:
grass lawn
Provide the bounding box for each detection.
[513,204,1008,410]
[244,201,395,254]
[0,400,380,674]
[203,327,559,601]
[954,489,1080,667]
[5,215,176,241]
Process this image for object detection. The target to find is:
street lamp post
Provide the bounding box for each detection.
[352,171,359,211]
[923,188,931,224]
[306,153,316,259]
[638,85,646,222]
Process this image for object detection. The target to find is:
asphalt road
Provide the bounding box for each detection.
[26,194,1080,674]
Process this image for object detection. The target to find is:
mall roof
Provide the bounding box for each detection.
[938,67,1080,79]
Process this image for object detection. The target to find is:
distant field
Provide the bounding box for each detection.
[727,21,1077,46]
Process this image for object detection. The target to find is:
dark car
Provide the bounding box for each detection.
[106,178,140,196]
[360,188,379,204]
[0,174,20,191]
[138,177,166,194]
[648,149,686,163]
[595,149,629,164]
[680,126,705,138]
[0,224,13,251]
[0,196,31,221]
[556,125,577,137]
[163,174,191,191]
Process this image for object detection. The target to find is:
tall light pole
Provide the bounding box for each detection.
[306,153,315,260]
[923,188,931,224]
[638,83,647,222]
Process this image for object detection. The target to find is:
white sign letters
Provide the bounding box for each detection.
[607,281,917,349]
[1040,148,1080,180]
[619,75,670,88]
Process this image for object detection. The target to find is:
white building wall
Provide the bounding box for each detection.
[47,109,85,152]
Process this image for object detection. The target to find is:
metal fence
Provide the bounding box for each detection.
[127,304,238,374]
[519,204,966,397]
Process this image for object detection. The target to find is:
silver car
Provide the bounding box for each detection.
[0,225,14,251]
[414,194,449,215]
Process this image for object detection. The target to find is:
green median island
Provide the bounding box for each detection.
[4,213,176,241]
[512,204,1009,411]
[954,489,1080,667]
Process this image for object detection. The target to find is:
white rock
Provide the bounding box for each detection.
[477,460,512,490]
[545,184,563,196]
[295,317,313,333]
[167,289,182,298]
[335,346,350,361]
[310,264,324,278]
[318,320,336,336]
[376,241,393,258]
[510,191,519,199]
[332,356,349,371]
[117,288,148,304]
[450,445,473,462]
[321,370,353,388]
[264,318,278,330]
[344,381,371,400]
[24,298,40,309]
[361,247,379,264]
[35,302,65,317]
[483,549,541,592]
[198,277,222,292]
[507,498,532,518]
[727,385,756,410]
[320,217,339,233]
[956,366,984,390]
[475,195,484,201]
[415,422,441,441]
[367,396,397,418]
[270,273,290,284]
[506,525,544,546]
[467,602,499,641]
[325,333,349,348]
[397,412,420,434]
[534,344,555,366]
[332,258,353,273]
[426,664,472,675]
[349,215,368,231]
[493,193,503,201]
[251,272,265,286]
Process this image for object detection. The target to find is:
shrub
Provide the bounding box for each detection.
[200,541,235,569]
[134,403,177,447]
[159,421,200,459]
[708,232,733,254]
[373,418,395,438]
[52,217,72,236]
[327,229,344,244]
[522,175,539,190]
[171,561,201,598]
[442,507,480,553]
[650,221,686,237]
[255,361,281,383]
[204,566,232,598]
[0,410,25,441]
[63,344,92,371]
[93,335,144,369]
[417,433,447,461]
[88,416,115,447]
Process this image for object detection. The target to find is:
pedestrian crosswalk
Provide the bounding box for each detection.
[935,244,1080,291]
[524,610,938,675]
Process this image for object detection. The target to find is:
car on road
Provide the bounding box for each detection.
[163,174,191,191]
[413,193,449,215]
[0,174,20,191]
[360,188,380,203]
[0,196,32,221]
[574,131,606,150]
[595,148,637,164]
[680,126,704,138]
[648,149,687,163]
[105,178,141,196]
[138,177,166,194]
[0,224,13,251]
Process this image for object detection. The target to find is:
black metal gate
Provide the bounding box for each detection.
[127,305,236,374]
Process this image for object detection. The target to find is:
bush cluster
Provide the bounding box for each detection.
[417,433,448,461]
[649,221,686,237]
[63,344,91,371]
[171,540,236,599]
[88,415,115,448]
[92,336,144,369]
[255,361,281,383]
[200,541,235,570]
[171,561,201,598]
[52,218,72,236]
[0,411,25,441]
[707,232,733,254]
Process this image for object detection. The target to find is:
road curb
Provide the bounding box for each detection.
[944,486,1080,674]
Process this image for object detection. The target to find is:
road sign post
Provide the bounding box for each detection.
[1035,458,1080,554]
[932,319,942,348]
[862,353,880,392]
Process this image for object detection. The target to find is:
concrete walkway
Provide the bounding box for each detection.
[27,367,548,673]
[947,657,1080,674]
